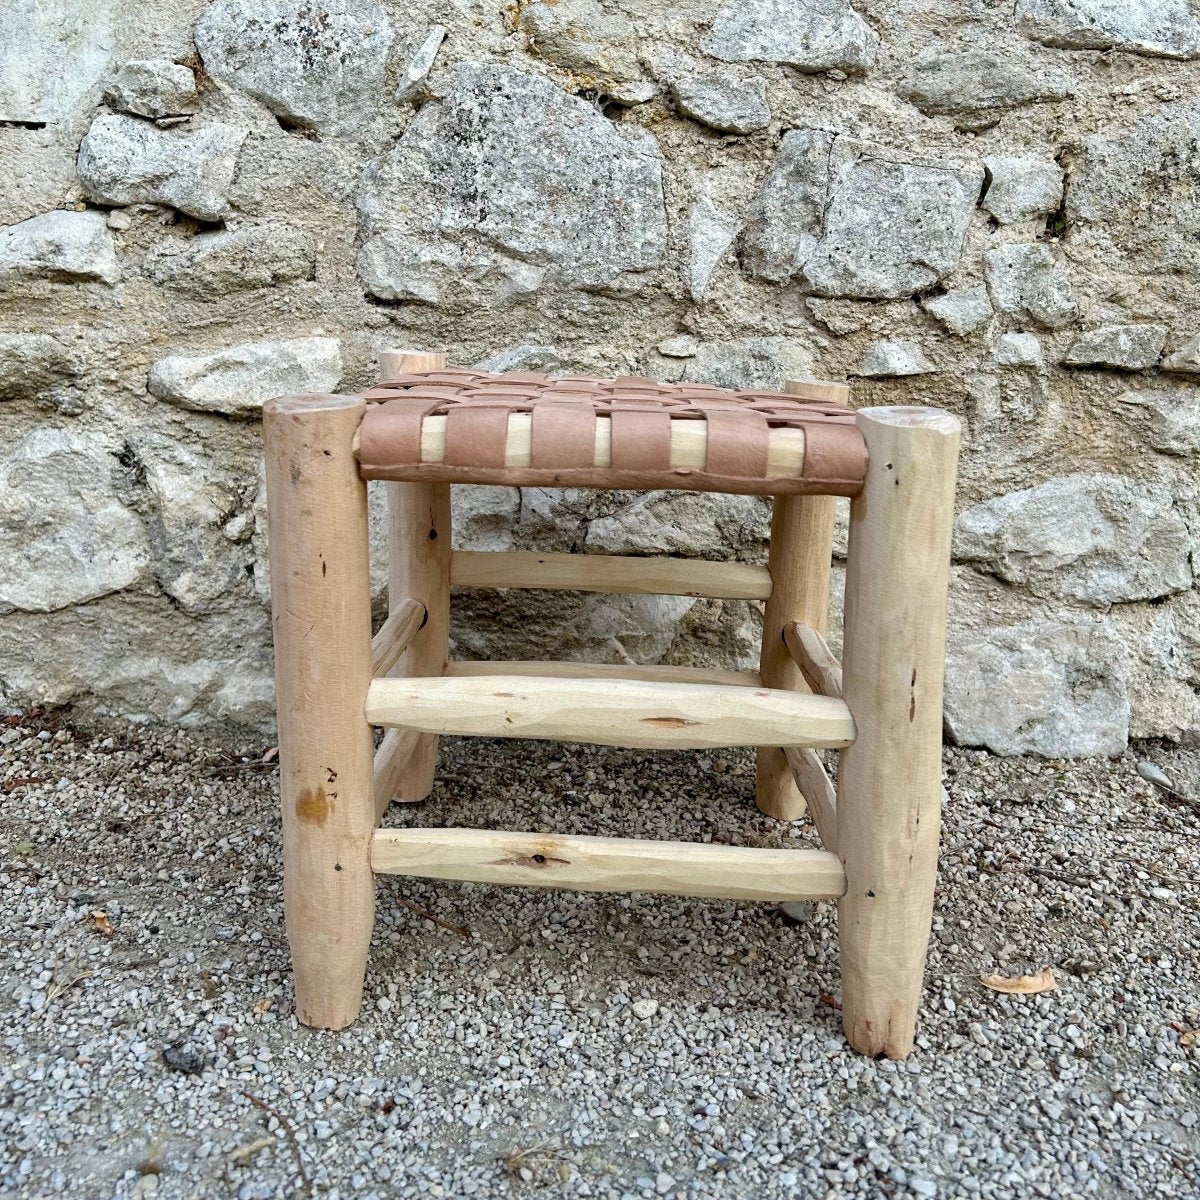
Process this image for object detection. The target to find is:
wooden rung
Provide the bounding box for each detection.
[784,621,843,699]
[449,550,772,600]
[373,727,423,817]
[370,827,847,900]
[371,598,427,677]
[784,747,838,853]
[366,675,856,750]
[446,660,763,687]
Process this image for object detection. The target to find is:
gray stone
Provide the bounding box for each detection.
[0,210,120,286]
[474,346,566,374]
[147,337,343,416]
[671,73,770,134]
[356,64,667,302]
[105,60,198,119]
[923,286,993,335]
[120,434,250,613]
[682,337,815,389]
[744,130,982,298]
[0,333,78,403]
[983,243,1077,329]
[856,339,934,378]
[146,224,316,296]
[451,486,522,552]
[0,0,117,126]
[194,0,394,136]
[687,199,741,301]
[587,491,770,560]
[1064,324,1167,370]
[77,114,247,223]
[395,26,446,104]
[1162,332,1200,373]
[519,0,650,102]
[0,429,150,613]
[897,51,1070,116]
[955,473,1193,605]
[1119,387,1200,455]
[945,616,1130,758]
[702,0,877,74]
[1069,102,1200,281]
[982,156,1064,224]
[1017,0,1200,59]
[992,332,1043,367]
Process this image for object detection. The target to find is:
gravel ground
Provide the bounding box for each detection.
[2,710,1198,1200]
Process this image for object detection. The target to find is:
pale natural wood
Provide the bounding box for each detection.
[447,660,763,687]
[379,348,446,378]
[366,675,855,750]
[264,393,375,1030]
[786,378,851,405]
[450,550,772,600]
[383,349,450,806]
[784,621,843,699]
[373,728,423,820]
[784,747,838,853]
[370,827,847,900]
[413,412,808,476]
[755,458,837,820]
[837,405,960,1060]
[370,598,426,677]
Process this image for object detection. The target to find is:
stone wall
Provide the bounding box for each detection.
[2,0,1198,756]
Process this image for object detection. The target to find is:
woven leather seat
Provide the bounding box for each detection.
[359,368,868,496]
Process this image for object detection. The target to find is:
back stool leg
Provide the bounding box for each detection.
[756,493,836,820]
[381,349,451,805]
[836,407,960,1058]
[264,393,376,1029]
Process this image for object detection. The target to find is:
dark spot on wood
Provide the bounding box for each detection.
[296,786,331,825]
[290,463,301,486]
[334,862,343,871]
[321,559,327,577]
[909,667,917,722]
[323,449,332,457]
[532,853,546,864]
[866,889,875,898]
[428,528,438,540]
[492,852,570,869]
[494,691,514,698]
[641,717,701,728]
[325,766,337,782]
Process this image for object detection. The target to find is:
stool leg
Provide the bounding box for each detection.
[756,494,836,820]
[381,348,451,805]
[264,393,376,1029]
[836,407,960,1058]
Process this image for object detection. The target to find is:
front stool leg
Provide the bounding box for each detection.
[836,406,960,1059]
[264,393,376,1029]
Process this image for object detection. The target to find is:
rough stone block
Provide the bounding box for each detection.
[956,473,1193,604]
[1064,324,1167,370]
[984,243,1077,328]
[147,337,343,416]
[702,0,877,74]
[194,0,394,135]
[77,113,247,222]
[982,155,1064,224]
[356,64,667,302]
[671,73,770,134]
[146,224,316,296]
[897,51,1070,116]
[744,129,982,297]
[105,60,198,119]
[923,286,993,335]
[856,339,934,377]
[0,210,120,285]
[1017,0,1200,59]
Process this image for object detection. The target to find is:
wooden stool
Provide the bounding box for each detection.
[263,349,960,1059]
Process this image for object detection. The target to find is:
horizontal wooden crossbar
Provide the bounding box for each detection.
[365,676,856,750]
[446,660,763,687]
[450,550,773,600]
[784,621,843,698]
[370,827,847,900]
[370,599,426,677]
[785,747,838,853]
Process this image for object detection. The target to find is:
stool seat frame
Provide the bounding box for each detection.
[263,348,960,1059]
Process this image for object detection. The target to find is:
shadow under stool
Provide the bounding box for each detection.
[263,348,960,1059]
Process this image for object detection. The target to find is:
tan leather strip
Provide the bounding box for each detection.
[444,405,509,468]
[800,421,870,488]
[531,402,596,469]
[611,409,673,471]
[359,396,441,468]
[696,403,770,478]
